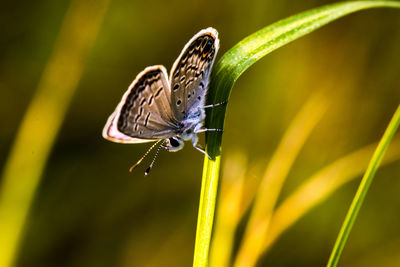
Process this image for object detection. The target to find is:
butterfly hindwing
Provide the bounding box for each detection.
[169,28,219,120]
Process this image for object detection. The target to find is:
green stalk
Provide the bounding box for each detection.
[327,105,400,267]
[192,2,400,266]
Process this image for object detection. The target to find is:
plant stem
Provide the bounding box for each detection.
[193,156,221,267]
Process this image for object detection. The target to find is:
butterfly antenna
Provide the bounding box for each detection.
[144,140,165,176]
[129,140,163,172]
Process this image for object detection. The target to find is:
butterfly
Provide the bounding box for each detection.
[102,27,224,175]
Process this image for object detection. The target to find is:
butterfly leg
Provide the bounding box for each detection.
[194,128,223,134]
[194,146,212,159]
[203,100,227,109]
[192,134,212,159]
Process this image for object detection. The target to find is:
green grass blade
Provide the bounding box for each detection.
[327,105,400,267]
[193,1,400,266]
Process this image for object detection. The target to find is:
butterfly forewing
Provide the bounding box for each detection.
[169,28,219,120]
[105,65,178,142]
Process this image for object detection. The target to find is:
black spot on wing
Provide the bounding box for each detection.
[195,70,204,78]
[203,40,213,54]
[185,78,194,87]
[155,87,163,97]
[148,95,154,105]
[144,113,151,126]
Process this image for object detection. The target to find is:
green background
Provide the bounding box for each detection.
[1,0,400,266]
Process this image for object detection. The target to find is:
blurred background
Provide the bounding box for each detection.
[1,0,400,266]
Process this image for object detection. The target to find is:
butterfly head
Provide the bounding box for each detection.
[164,136,184,152]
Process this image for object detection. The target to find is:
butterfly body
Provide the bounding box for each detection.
[103,27,220,165]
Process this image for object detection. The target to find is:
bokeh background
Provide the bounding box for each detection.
[1,0,400,266]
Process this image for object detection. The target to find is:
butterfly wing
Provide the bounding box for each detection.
[103,65,178,143]
[169,28,219,120]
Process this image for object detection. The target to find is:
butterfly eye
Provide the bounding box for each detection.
[169,137,180,147]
